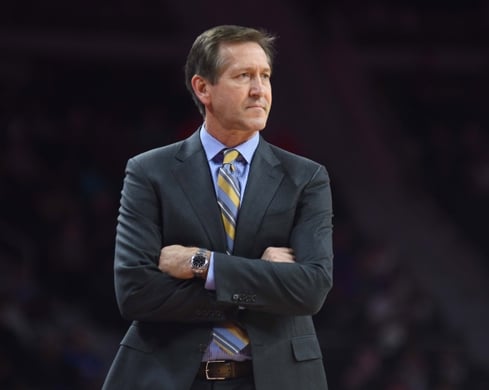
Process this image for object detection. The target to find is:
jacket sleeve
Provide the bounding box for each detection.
[114,157,232,323]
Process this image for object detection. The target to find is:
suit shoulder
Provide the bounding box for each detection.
[127,130,201,169]
[264,143,331,188]
[268,143,326,172]
[122,140,189,178]
[130,141,184,165]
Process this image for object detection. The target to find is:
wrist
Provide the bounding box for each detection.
[189,248,210,279]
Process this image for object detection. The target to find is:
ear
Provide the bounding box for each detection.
[191,75,211,105]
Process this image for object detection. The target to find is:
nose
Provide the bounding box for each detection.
[249,77,266,97]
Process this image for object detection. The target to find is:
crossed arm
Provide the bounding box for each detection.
[158,245,296,280]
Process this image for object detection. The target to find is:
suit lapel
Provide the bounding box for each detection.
[172,131,227,252]
[171,133,284,255]
[234,140,284,254]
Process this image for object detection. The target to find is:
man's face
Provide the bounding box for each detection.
[205,41,272,135]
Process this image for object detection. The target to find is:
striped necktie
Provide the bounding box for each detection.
[213,149,250,355]
[217,149,241,255]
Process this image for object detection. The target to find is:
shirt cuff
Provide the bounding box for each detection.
[204,252,216,290]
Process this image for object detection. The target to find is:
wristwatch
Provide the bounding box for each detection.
[190,248,210,279]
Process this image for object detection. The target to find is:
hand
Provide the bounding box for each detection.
[261,247,295,263]
[159,245,197,279]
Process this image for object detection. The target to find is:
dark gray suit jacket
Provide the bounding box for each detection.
[103,130,333,389]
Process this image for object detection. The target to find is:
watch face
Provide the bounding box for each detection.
[192,255,206,268]
[191,250,209,278]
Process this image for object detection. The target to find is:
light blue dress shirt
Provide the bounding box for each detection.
[199,124,259,361]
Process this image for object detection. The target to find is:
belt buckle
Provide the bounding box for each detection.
[205,360,226,380]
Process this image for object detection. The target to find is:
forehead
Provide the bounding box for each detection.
[218,41,271,71]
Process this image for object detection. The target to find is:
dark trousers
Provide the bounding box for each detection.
[190,376,255,390]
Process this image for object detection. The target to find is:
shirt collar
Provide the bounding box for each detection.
[199,124,259,164]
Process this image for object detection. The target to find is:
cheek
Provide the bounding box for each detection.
[213,95,230,111]
[214,88,246,113]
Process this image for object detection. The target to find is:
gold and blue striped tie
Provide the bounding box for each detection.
[213,149,250,355]
[217,149,241,255]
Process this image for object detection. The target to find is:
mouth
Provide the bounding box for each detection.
[246,105,267,112]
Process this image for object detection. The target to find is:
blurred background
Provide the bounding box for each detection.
[1,1,489,389]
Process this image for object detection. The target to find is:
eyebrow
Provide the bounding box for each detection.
[233,65,272,73]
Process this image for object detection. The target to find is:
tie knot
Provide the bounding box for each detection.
[223,149,240,165]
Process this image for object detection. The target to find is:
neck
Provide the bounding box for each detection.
[204,122,259,148]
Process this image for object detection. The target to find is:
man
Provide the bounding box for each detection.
[103,25,333,390]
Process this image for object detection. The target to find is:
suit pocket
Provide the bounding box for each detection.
[291,335,323,362]
[120,325,155,353]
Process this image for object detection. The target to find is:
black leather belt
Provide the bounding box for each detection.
[198,360,253,380]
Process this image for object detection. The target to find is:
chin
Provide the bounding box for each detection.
[245,124,266,133]
[247,118,268,131]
